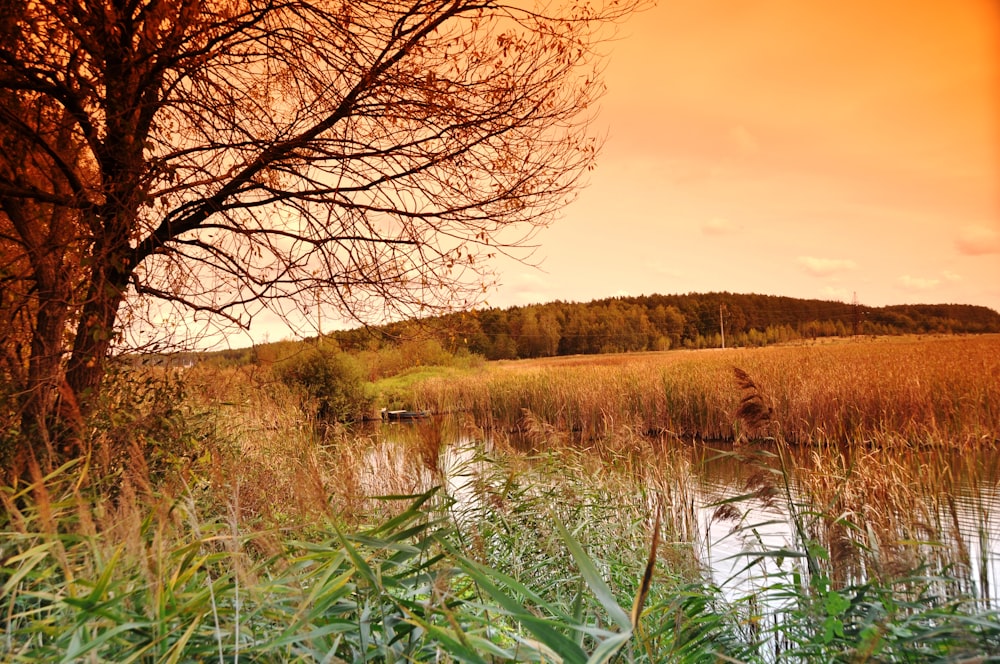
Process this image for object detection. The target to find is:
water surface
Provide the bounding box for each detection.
[368,419,1000,605]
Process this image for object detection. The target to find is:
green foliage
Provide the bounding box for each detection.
[333,292,1000,361]
[373,365,467,411]
[2,473,465,661]
[743,551,1000,661]
[442,448,736,661]
[4,447,1000,662]
[90,362,207,482]
[0,466,660,663]
[275,346,373,423]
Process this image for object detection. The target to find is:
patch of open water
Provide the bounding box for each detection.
[368,419,1000,605]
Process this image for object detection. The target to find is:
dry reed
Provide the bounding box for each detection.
[411,335,1000,448]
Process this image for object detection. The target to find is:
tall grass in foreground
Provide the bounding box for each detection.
[2,462,487,662]
[1,446,700,662]
[5,440,1000,661]
[411,335,1000,446]
[6,342,1000,662]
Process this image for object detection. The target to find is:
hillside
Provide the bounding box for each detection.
[187,292,1000,368]
[326,292,1000,360]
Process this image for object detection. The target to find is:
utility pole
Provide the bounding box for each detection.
[852,292,860,337]
[720,304,725,349]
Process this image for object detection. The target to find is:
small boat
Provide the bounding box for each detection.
[381,409,431,421]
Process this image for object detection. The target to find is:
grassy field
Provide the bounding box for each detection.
[410,334,1000,447]
[3,334,1000,660]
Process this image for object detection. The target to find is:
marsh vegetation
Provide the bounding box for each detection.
[409,334,1000,446]
[3,334,1000,660]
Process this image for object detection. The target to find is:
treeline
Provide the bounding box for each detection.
[187,292,1000,368]
[330,292,1000,360]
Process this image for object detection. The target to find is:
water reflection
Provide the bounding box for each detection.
[356,416,491,520]
[364,418,1000,606]
[688,441,1000,607]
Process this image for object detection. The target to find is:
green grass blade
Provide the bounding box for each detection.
[554,520,631,631]
[586,630,632,664]
[456,558,588,664]
[59,621,152,663]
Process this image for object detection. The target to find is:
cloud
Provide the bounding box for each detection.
[490,271,556,307]
[796,256,858,277]
[898,274,940,290]
[821,286,851,302]
[896,270,962,292]
[701,217,741,236]
[956,225,1000,255]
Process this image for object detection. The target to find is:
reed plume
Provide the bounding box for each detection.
[733,367,774,442]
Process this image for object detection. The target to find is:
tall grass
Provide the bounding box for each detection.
[5,336,1000,661]
[412,335,1000,447]
[0,435,699,662]
[2,462,471,661]
[5,435,1000,661]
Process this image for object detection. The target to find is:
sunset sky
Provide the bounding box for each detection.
[488,0,1000,314]
[236,0,999,345]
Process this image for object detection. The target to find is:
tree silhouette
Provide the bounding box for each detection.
[0,0,642,465]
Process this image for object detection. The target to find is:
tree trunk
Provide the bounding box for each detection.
[1,200,79,471]
[66,274,128,415]
[19,270,72,460]
[60,242,131,459]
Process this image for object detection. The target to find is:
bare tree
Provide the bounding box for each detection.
[0,0,642,465]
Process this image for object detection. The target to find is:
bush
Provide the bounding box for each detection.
[86,362,209,487]
[276,346,373,423]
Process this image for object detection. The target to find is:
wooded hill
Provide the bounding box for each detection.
[322,292,1000,361]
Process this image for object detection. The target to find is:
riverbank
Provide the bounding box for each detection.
[4,335,1000,660]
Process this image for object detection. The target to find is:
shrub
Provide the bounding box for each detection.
[276,346,373,423]
[82,362,210,489]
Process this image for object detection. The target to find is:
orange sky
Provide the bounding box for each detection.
[236,0,999,345]
[490,0,1000,314]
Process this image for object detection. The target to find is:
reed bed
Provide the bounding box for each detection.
[176,364,472,528]
[0,419,710,662]
[6,337,1000,661]
[412,335,1000,447]
[781,442,1000,604]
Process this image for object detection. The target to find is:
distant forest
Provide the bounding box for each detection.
[321,292,1000,361]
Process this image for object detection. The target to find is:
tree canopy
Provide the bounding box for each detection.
[0,0,642,467]
[327,292,1000,360]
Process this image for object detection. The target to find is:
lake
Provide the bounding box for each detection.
[367,418,1000,608]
